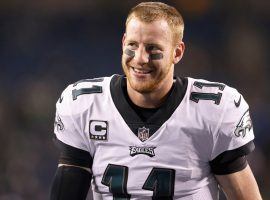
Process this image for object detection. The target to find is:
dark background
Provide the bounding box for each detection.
[0,0,269,199]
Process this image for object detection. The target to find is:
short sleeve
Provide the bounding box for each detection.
[54,85,90,152]
[211,89,255,160]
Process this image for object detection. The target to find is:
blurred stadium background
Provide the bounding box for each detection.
[0,0,269,199]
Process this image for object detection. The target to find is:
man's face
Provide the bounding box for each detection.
[122,18,176,93]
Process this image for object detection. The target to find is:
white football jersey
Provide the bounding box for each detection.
[54,75,254,200]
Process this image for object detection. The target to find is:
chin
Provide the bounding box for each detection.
[128,79,158,93]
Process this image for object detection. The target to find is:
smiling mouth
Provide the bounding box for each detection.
[132,67,153,74]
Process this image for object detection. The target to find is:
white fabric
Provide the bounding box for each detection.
[54,75,254,200]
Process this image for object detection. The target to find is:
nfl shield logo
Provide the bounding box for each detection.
[138,127,150,142]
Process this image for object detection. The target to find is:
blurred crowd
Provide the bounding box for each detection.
[0,0,269,199]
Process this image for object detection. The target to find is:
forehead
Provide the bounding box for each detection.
[125,18,172,45]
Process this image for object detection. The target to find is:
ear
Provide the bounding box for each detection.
[122,33,127,50]
[173,41,185,64]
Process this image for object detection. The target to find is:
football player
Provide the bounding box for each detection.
[50,2,262,200]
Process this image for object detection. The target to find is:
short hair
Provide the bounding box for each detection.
[125,2,184,45]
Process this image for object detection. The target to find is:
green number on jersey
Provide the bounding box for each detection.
[190,81,225,105]
[71,78,103,100]
[101,165,175,199]
[101,164,130,200]
[143,168,175,199]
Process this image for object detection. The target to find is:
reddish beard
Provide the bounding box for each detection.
[121,56,173,94]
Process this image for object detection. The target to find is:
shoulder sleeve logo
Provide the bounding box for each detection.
[234,95,241,108]
[54,114,65,132]
[234,110,253,138]
[89,120,108,140]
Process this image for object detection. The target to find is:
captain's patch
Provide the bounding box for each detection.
[89,120,108,140]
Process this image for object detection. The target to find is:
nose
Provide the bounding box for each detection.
[134,46,149,65]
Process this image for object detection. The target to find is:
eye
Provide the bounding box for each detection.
[127,42,137,49]
[147,45,160,52]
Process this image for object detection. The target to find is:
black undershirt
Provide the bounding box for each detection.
[121,79,175,122]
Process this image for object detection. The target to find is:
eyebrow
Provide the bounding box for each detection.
[146,43,162,47]
[126,39,163,48]
[126,40,138,44]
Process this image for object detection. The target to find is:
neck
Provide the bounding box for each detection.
[127,77,174,108]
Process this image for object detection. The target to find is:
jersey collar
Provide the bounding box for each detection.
[110,74,188,138]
